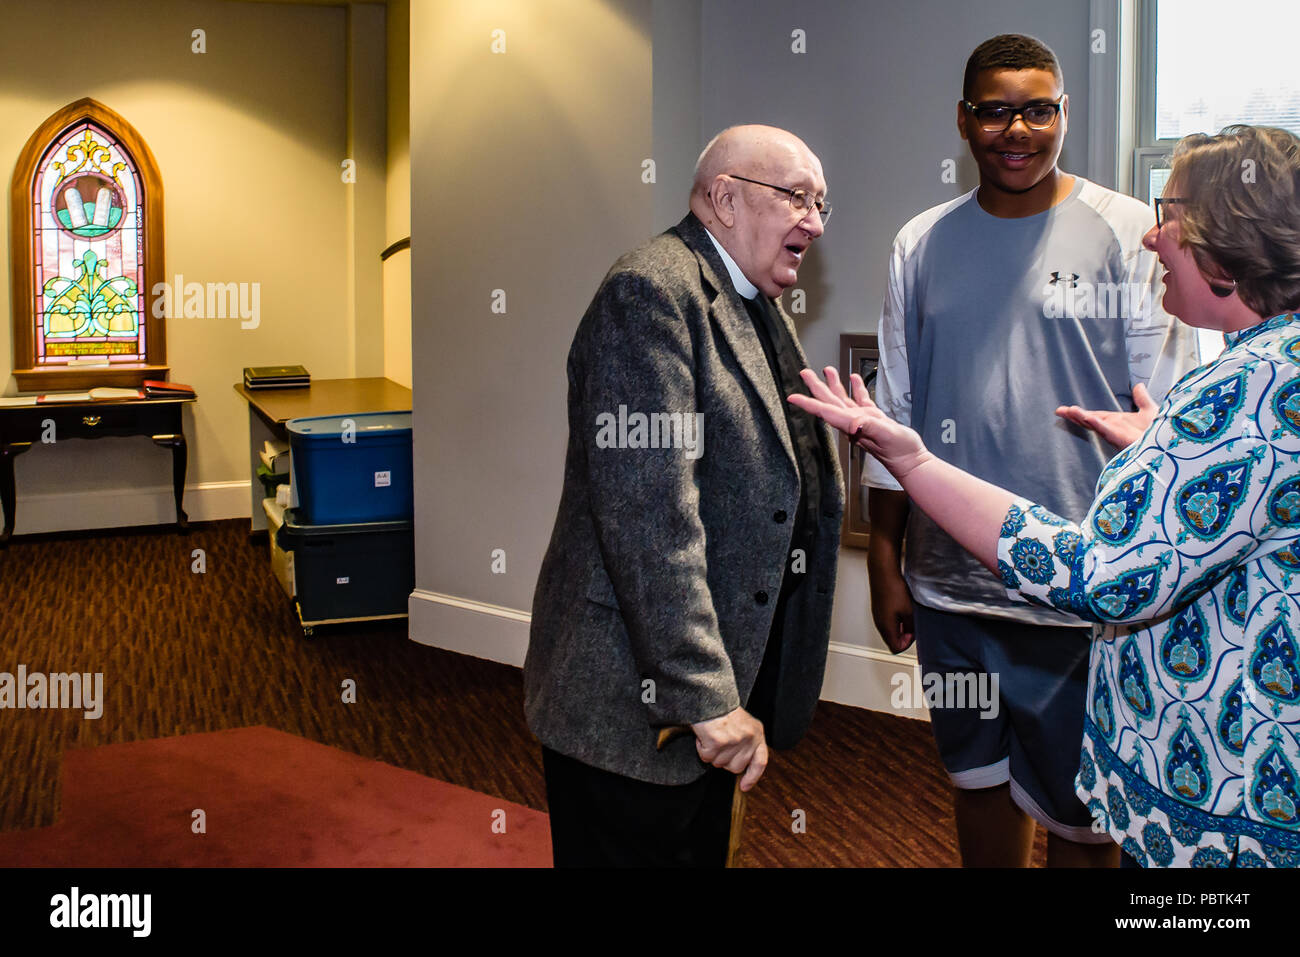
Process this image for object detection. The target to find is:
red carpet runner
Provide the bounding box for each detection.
[0,726,552,867]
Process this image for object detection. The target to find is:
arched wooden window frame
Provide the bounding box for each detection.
[10,98,167,391]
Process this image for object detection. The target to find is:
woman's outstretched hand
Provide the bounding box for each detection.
[788,367,931,481]
[1055,382,1158,450]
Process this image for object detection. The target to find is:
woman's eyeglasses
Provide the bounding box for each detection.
[1153,196,1238,298]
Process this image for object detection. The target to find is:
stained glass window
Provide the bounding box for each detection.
[31,121,146,366]
[10,98,165,390]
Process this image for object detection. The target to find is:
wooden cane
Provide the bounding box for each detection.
[656,725,747,868]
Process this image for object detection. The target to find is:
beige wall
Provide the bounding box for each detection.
[346,1,388,379]
[408,0,654,656]
[384,0,412,389]
[0,0,383,532]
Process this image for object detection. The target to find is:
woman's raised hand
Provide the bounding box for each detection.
[1055,382,1158,450]
[789,367,930,481]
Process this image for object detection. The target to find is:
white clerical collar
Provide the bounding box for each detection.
[703,227,759,300]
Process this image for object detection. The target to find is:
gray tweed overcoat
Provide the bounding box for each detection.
[524,212,844,785]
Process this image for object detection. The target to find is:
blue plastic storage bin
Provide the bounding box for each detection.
[286,411,413,524]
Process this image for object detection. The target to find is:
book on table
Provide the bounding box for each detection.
[243,365,310,389]
[142,379,196,398]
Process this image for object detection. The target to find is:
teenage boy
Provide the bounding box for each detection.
[863,34,1200,867]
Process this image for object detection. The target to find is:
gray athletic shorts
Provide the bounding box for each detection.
[912,601,1108,843]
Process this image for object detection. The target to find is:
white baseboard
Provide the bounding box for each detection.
[408,589,929,720]
[9,480,252,536]
[408,589,531,665]
[821,641,927,720]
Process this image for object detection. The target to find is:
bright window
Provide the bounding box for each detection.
[1135,0,1300,360]
[1136,0,1300,204]
[1156,0,1300,140]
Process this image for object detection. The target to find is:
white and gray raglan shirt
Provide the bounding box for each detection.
[862,176,1204,625]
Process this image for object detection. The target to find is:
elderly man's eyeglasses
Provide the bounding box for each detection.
[727,174,831,222]
[962,96,1064,133]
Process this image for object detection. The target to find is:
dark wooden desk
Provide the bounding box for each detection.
[233,377,412,532]
[0,396,195,545]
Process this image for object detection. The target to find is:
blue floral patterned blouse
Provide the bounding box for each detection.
[996,312,1300,867]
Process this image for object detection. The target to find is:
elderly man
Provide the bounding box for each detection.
[525,125,844,867]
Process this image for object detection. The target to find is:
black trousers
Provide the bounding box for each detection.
[542,585,792,868]
[542,746,735,867]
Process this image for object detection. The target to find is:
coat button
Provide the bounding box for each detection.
[773,510,787,523]
[754,591,769,605]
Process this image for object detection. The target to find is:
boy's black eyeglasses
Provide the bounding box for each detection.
[962,96,1064,133]
[726,174,832,222]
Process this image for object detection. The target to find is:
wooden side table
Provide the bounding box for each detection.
[0,396,195,545]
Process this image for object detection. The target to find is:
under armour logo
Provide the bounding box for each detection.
[1050,271,1080,287]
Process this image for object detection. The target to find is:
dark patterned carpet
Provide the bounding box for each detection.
[0,519,1047,866]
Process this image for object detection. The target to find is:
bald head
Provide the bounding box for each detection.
[689,125,827,298]
[691,125,820,202]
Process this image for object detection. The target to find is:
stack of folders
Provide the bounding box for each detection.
[244,365,310,390]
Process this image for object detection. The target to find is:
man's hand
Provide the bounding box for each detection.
[692,707,768,792]
[788,367,931,481]
[869,554,915,654]
[1056,382,1157,450]
[867,487,915,654]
